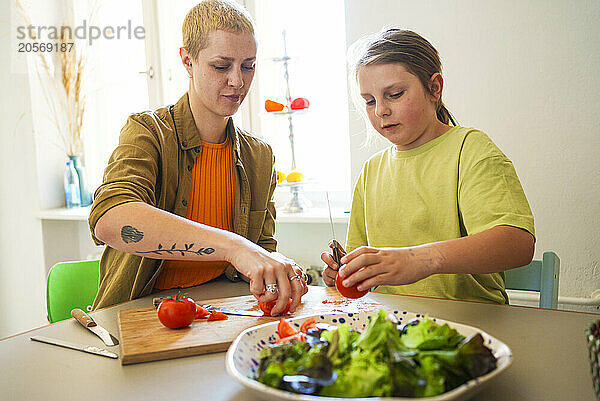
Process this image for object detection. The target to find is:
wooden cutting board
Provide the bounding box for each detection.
[117,285,384,365]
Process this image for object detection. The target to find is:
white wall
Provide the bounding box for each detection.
[345,0,600,299]
[0,0,59,338]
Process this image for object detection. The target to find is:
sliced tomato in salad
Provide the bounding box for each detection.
[274,332,306,344]
[277,318,299,338]
[274,317,317,343]
[300,317,316,333]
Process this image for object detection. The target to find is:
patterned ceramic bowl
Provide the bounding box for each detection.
[226,310,513,401]
[586,320,600,400]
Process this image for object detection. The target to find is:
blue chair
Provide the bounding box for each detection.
[46,259,100,323]
[505,251,560,309]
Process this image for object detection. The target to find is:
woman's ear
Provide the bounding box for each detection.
[428,73,444,102]
[180,47,193,77]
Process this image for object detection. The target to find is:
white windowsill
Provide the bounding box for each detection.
[35,206,92,221]
[276,208,349,223]
[35,206,350,224]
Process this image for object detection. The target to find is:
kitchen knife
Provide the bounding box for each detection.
[30,336,118,359]
[326,191,343,266]
[199,304,265,317]
[71,308,119,346]
[152,297,265,317]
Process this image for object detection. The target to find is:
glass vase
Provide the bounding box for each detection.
[64,159,81,208]
[68,155,93,207]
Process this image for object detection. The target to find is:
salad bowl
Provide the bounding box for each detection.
[226,310,512,401]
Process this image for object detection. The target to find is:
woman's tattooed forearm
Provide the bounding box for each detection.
[121,225,144,243]
[121,225,215,257]
[136,243,215,257]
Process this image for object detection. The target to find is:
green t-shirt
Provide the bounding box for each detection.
[346,126,535,304]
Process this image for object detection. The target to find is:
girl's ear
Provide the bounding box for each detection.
[428,73,444,102]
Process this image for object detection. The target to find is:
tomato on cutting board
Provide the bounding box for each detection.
[195,305,211,319]
[336,268,369,299]
[259,298,292,316]
[157,294,197,329]
[207,311,228,321]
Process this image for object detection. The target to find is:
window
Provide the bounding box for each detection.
[70,0,150,190]
[248,0,351,200]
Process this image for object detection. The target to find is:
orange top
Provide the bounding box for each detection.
[154,136,234,289]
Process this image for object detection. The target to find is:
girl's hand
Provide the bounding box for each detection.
[320,240,347,286]
[229,242,307,315]
[337,246,438,291]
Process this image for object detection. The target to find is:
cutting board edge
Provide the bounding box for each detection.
[121,341,231,365]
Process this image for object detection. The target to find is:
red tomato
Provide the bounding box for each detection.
[277,318,299,338]
[336,268,369,299]
[207,311,228,321]
[157,294,196,329]
[300,317,316,333]
[274,332,306,344]
[259,298,292,316]
[195,305,211,319]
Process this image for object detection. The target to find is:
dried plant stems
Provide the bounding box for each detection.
[57,29,86,155]
[15,0,87,156]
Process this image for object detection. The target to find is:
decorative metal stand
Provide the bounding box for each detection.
[271,30,310,213]
[282,183,309,213]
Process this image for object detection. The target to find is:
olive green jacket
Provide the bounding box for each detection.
[89,93,277,309]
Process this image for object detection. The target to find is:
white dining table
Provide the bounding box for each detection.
[1,277,597,401]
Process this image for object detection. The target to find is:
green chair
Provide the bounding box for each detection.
[505,251,560,309]
[46,259,100,323]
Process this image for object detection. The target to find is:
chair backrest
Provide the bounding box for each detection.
[504,251,560,309]
[46,259,100,323]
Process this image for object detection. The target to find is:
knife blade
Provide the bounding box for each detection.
[326,191,343,266]
[200,304,264,317]
[71,308,119,346]
[152,297,265,317]
[30,336,118,359]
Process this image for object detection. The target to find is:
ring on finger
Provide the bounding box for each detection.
[265,283,278,293]
[290,274,302,282]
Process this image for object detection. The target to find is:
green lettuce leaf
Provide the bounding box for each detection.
[354,309,399,352]
[320,350,393,397]
[401,318,464,350]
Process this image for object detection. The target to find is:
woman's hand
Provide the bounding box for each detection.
[337,246,438,291]
[320,240,347,286]
[229,241,308,315]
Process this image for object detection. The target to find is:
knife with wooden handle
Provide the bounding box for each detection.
[71,308,119,346]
